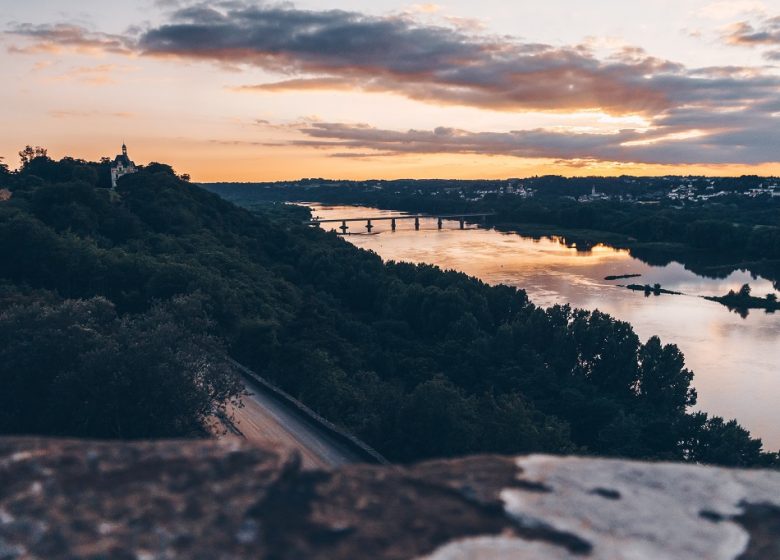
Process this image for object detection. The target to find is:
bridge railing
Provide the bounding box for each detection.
[229,359,390,465]
[304,212,494,225]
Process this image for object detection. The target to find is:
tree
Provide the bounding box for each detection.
[637,336,696,413]
[738,283,752,298]
[0,157,8,186]
[0,296,243,439]
[682,413,777,468]
[18,145,48,167]
[396,376,479,460]
[144,162,175,175]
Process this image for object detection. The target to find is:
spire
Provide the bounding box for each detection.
[122,142,127,157]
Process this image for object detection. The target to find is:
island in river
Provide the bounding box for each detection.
[704,284,780,317]
[625,284,682,296]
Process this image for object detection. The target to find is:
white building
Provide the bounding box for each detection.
[110,143,137,188]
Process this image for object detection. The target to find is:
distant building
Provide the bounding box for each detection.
[110,143,137,188]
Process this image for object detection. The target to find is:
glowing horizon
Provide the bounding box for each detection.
[2,1,780,181]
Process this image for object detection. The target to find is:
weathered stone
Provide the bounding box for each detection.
[1,438,778,559]
[424,455,780,560]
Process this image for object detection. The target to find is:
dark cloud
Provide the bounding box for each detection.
[292,123,635,160]
[7,2,778,118]
[134,1,676,114]
[292,119,780,165]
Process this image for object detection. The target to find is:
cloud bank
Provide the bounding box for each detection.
[6,1,780,166]
[135,3,680,115]
[291,119,779,165]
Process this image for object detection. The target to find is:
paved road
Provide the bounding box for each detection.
[229,376,366,470]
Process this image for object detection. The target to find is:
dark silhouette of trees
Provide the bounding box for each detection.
[0,160,8,190]
[18,145,48,167]
[682,413,773,467]
[0,156,775,466]
[707,283,780,315]
[0,296,242,438]
[144,162,176,176]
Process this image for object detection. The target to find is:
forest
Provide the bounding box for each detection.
[207,177,780,288]
[0,155,777,467]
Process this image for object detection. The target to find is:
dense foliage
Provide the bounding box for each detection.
[1,156,776,466]
[0,295,241,438]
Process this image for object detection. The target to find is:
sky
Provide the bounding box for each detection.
[2,0,780,181]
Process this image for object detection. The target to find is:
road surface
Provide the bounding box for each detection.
[227,376,366,470]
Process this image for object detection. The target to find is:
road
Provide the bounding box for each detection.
[227,376,366,470]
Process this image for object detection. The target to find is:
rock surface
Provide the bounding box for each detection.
[1,437,778,559]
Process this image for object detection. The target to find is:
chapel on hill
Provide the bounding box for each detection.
[110,143,137,188]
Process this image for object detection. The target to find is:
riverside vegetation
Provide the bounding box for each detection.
[0,155,777,467]
[207,177,780,289]
[705,283,780,317]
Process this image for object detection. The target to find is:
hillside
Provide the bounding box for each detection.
[0,156,776,466]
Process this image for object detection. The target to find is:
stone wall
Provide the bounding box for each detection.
[1,438,778,559]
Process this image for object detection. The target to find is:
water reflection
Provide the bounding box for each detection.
[307,203,780,450]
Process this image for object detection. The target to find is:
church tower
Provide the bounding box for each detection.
[110,142,137,188]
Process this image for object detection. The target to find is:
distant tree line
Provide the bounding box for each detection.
[206,178,780,288]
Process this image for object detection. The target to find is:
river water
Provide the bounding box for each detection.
[307,204,780,450]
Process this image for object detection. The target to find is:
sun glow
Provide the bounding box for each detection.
[620,130,708,147]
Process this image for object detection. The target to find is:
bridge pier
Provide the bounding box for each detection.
[307,212,494,233]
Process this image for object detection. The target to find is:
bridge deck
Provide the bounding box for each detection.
[305,213,494,225]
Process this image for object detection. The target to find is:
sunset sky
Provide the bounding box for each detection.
[2,0,780,180]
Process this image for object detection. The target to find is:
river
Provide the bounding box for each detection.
[307,203,780,450]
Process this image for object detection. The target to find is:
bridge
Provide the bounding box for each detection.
[305,213,495,233]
